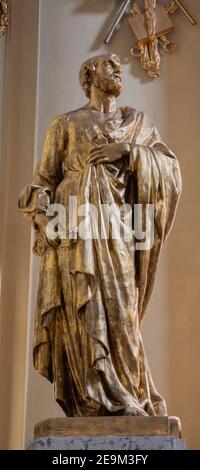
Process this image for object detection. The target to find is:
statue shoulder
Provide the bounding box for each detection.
[120,106,144,122]
[49,113,69,131]
[52,107,89,124]
[45,107,88,138]
[138,111,158,132]
[124,107,157,130]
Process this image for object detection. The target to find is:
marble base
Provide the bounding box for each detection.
[27,416,186,450]
[28,435,186,450]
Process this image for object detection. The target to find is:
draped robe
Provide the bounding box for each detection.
[18,106,181,417]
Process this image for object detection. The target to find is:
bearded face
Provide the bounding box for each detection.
[92,55,123,97]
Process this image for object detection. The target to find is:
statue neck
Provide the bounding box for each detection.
[89,86,117,114]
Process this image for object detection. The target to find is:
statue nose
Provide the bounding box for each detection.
[114,67,121,75]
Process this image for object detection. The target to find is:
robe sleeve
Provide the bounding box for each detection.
[18,115,67,219]
[128,112,182,321]
[18,115,67,255]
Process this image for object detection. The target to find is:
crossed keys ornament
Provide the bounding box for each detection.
[104,0,196,78]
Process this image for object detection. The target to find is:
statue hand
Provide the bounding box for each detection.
[87,142,130,165]
[34,212,60,248]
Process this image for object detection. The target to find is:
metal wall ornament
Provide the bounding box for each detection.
[104,0,197,78]
[0,0,9,37]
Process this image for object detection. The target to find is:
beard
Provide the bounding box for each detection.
[94,76,123,97]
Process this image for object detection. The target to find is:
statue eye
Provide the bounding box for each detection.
[104,61,113,69]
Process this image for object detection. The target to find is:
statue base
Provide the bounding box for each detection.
[27,416,186,450]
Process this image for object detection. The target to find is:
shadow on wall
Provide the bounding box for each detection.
[166,6,200,450]
[73,0,199,84]
[73,0,171,84]
[73,0,113,13]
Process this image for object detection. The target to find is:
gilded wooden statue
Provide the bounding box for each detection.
[18,54,181,417]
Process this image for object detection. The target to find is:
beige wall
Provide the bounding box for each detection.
[0,0,39,449]
[0,34,6,286]
[1,0,200,449]
[0,35,6,164]
[167,7,200,447]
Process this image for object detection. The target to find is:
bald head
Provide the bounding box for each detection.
[79,54,123,98]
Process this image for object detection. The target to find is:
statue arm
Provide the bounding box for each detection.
[18,115,67,219]
[18,115,67,253]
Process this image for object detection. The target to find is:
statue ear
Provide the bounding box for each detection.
[83,60,96,96]
[86,60,96,85]
[88,60,96,73]
[84,66,93,83]
[80,58,97,97]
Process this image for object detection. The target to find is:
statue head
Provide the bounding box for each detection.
[79,54,123,99]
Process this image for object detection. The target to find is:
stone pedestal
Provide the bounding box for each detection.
[28,416,186,450]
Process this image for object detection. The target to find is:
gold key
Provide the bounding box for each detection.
[130,3,142,16]
[167,1,197,25]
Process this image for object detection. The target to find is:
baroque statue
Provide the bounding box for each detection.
[18,54,181,418]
